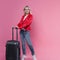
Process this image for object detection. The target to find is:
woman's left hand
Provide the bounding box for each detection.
[21,28,26,31]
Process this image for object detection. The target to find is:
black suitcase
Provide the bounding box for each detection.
[6,27,20,60]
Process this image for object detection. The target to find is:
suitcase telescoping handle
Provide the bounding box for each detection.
[12,27,18,41]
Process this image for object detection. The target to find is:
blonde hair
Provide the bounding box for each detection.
[24,5,30,10]
[23,5,32,14]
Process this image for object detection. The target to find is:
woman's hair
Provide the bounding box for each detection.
[23,5,32,14]
[24,5,30,10]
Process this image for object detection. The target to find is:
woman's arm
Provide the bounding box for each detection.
[17,16,23,29]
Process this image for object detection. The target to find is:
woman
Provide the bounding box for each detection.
[16,6,36,60]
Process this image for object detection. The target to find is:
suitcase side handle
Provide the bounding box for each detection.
[12,27,18,40]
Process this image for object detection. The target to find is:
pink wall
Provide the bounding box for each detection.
[0,0,60,60]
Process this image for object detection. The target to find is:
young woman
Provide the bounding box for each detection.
[16,6,37,60]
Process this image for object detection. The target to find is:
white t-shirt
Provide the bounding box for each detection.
[23,15,28,21]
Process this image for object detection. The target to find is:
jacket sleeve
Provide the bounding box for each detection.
[17,22,23,29]
[17,18,23,29]
[22,15,33,28]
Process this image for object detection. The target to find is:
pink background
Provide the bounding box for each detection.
[0,0,60,60]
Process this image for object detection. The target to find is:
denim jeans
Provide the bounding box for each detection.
[20,30,35,55]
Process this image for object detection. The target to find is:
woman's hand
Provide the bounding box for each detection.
[21,28,26,31]
[15,26,19,29]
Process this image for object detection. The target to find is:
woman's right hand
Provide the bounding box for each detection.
[15,26,19,29]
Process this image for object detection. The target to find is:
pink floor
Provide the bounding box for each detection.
[0,0,60,60]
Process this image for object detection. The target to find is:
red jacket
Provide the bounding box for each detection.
[17,13,33,31]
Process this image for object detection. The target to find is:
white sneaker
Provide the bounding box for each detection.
[22,55,26,60]
[32,55,37,60]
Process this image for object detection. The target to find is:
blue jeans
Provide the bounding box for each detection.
[20,30,35,55]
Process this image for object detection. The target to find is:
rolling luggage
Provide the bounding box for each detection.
[6,27,20,60]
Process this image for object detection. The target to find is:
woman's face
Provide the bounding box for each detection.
[24,7,30,14]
